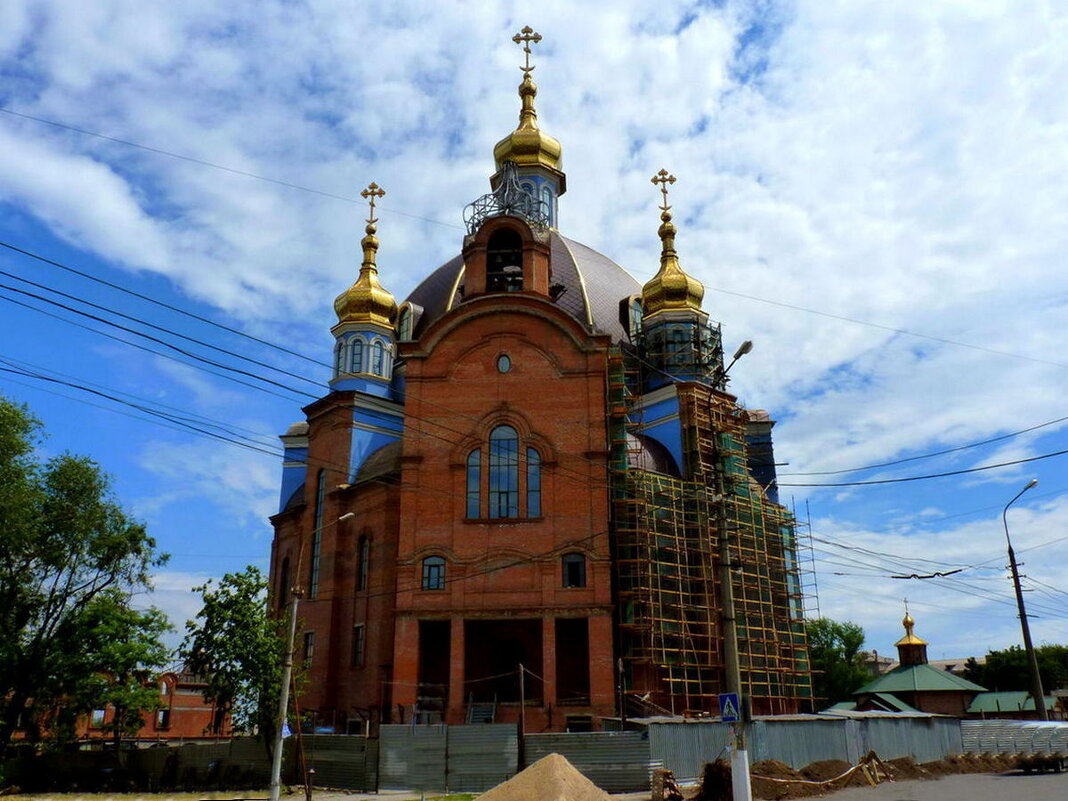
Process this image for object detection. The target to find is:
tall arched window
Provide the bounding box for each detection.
[334,342,345,377]
[356,535,370,591]
[350,338,364,374]
[397,306,413,341]
[489,425,519,518]
[309,469,325,598]
[277,556,290,610]
[526,447,541,517]
[371,340,385,375]
[486,228,524,293]
[541,185,554,226]
[466,450,481,518]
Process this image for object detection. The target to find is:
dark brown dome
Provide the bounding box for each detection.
[404,231,641,342]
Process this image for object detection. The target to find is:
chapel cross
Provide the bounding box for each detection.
[360,182,386,224]
[513,26,543,73]
[651,169,677,212]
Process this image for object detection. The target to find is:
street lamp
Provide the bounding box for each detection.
[723,340,753,379]
[269,511,356,801]
[1002,479,1046,721]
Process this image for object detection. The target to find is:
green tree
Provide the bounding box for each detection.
[181,567,285,756]
[806,618,871,705]
[969,644,1068,693]
[0,397,169,755]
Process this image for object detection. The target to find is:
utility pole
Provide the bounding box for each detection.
[718,508,752,801]
[1002,480,1047,721]
[269,512,354,801]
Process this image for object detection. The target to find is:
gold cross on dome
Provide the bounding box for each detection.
[360,182,386,224]
[651,169,677,212]
[513,26,543,73]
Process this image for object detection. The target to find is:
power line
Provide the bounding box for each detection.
[778,447,1068,487]
[708,284,1068,370]
[780,414,1068,476]
[0,107,465,230]
[0,239,329,368]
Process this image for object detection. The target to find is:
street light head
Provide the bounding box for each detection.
[733,340,754,360]
[1025,478,1038,490]
[338,512,356,522]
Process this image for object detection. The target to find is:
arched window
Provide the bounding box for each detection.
[541,185,554,226]
[466,449,481,518]
[309,470,325,598]
[629,298,643,340]
[526,448,541,517]
[383,344,393,377]
[488,425,519,518]
[334,341,345,377]
[422,556,446,590]
[350,338,364,374]
[397,306,413,341]
[371,340,385,375]
[486,228,524,293]
[562,553,587,588]
[356,535,370,591]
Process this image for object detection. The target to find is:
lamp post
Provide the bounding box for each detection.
[1002,479,1047,721]
[269,511,356,801]
[716,339,753,801]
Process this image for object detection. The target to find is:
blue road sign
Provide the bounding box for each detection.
[719,692,740,722]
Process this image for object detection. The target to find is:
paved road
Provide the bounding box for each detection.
[824,771,1067,801]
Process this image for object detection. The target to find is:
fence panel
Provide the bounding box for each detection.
[961,720,1068,756]
[446,724,518,792]
[524,731,652,792]
[301,734,374,791]
[378,724,448,791]
[750,718,852,769]
[648,721,732,783]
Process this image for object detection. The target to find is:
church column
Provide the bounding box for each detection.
[392,617,419,717]
[588,614,616,709]
[541,616,557,712]
[447,616,466,723]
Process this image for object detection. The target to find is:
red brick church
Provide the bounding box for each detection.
[269,29,812,734]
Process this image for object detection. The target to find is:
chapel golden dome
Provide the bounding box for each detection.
[641,170,705,316]
[894,608,928,646]
[333,183,397,331]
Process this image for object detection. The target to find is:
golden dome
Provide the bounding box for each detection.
[895,609,928,646]
[641,171,705,316]
[493,73,564,173]
[333,219,397,331]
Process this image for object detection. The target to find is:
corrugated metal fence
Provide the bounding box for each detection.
[524,731,653,792]
[299,735,378,791]
[649,714,963,781]
[378,723,517,793]
[961,720,1068,755]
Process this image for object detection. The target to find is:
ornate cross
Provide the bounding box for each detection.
[513,26,543,73]
[360,182,386,224]
[651,169,677,212]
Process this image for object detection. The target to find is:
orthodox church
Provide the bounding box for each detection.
[269,29,813,733]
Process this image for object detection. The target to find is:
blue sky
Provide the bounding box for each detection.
[1,0,1066,659]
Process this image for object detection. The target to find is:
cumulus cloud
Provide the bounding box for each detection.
[2,0,1067,655]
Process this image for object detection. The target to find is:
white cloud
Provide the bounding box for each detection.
[2,0,1067,656]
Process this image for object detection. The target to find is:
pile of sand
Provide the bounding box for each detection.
[476,753,612,801]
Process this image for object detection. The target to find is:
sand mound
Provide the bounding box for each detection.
[476,753,612,801]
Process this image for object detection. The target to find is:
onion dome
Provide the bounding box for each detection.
[641,170,705,316]
[493,72,564,173]
[895,609,928,646]
[333,183,397,330]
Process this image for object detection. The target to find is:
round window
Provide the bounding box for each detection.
[497,354,512,373]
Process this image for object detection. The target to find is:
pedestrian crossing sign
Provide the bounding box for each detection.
[719,693,740,722]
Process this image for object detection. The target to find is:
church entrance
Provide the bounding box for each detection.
[464,619,543,703]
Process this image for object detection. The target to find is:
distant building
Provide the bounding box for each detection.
[850,611,986,716]
[966,690,1063,721]
[75,670,230,747]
